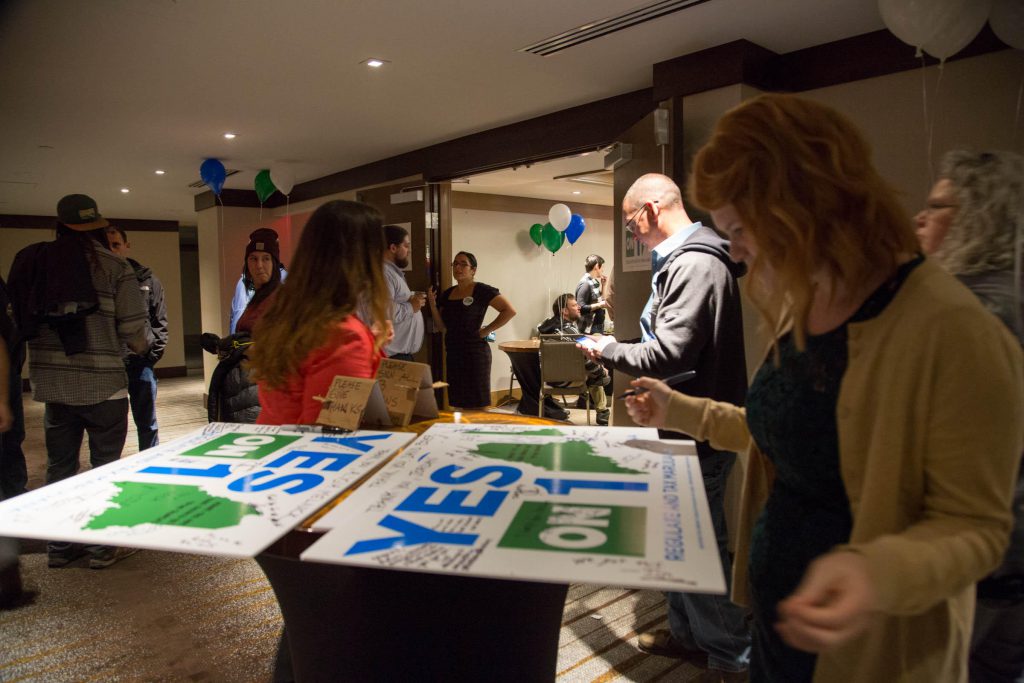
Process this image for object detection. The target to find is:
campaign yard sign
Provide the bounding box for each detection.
[0,423,414,557]
[301,424,726,593]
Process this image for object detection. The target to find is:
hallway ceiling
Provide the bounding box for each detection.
[0,0,885,222]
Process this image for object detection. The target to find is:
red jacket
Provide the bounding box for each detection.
[256,316,381,425]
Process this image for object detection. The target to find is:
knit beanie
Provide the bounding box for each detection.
[245,228,280,262]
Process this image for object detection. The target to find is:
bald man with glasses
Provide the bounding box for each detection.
[583,173,751,680]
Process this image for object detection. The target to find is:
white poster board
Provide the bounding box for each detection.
[302,423,725,593]
[0,423,414,557]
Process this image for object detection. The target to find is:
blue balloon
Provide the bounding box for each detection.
[200,158,227,195]
[564,213,586,244]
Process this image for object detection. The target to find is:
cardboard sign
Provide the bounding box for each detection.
[375,358,439,425]
[315,376,388,430]
[0,423,415,557]
[302,424,726,593]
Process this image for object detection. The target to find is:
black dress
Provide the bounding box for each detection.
[439,282,499,408]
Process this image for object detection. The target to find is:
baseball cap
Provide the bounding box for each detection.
[56,194,110,231]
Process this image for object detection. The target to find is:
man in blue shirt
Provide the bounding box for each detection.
[382,225,425,361]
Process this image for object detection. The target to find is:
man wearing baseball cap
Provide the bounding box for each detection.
[8,193,152,569]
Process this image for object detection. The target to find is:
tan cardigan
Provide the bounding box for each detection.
[664,259,1024,683]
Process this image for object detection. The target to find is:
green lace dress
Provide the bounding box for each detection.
[744,256,923,682]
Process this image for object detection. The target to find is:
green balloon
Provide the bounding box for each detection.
[254,169,277,203]
[541,222,563,254]
[529,223,543,246]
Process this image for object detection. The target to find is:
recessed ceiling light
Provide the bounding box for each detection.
[120,188,130,193]
[572,191,582,195]
[223,132,238,139]
[154,169,166,175]
[363,58,389,68]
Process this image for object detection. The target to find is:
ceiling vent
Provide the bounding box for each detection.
[518,0,711,56]
[187,169,241,189]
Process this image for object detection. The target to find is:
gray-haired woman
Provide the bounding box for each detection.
[916,149,1024,683]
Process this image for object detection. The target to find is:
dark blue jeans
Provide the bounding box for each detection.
[666,450,751,673]
[126,357,159,451]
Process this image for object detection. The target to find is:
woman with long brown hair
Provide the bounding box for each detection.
[250,200,390,425]
[624,94,1023,682]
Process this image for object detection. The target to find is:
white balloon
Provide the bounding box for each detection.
[922,0,991,59]
[991,0,1024,49]
[270,164,296,196]
[878,0,982,51]
[548,203,572,231]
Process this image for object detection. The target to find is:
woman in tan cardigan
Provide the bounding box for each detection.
[626,94,1024,682]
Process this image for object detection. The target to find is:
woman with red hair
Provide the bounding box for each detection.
[626,94,1023,682]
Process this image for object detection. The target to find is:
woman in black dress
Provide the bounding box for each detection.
[427,251,515,409]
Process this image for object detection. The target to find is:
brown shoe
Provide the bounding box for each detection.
[636,629,707,664]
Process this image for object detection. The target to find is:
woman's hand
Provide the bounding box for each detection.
[775,551,878,653]
[426,286,437,309]
[623,377,672,429]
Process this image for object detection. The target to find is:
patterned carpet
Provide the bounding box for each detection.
[1,376,714,682]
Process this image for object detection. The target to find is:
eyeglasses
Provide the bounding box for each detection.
[923,202,957,213]
[624,201,657,234]
[452,260,472,268]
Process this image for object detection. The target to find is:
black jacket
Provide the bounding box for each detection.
[7,237,99,355]
[125,258,168,365]
[207,334,261,424]
[603,225,747,455]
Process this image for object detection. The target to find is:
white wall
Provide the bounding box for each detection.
[675,50,1024,378]
[806,49,1024,214]
[451,204,613,397]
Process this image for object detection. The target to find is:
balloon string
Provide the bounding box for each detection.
[285,195,291,262]
[932,63,946,180]
[546,250,552,336]
[1014,65,1024,151]
[1016,203,1022,341]
[217,197,226,334]
[921,54,933,183]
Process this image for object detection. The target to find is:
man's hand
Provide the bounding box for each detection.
[408,291,426,313]
[577,334,615,361]
[623,377,671,429]
[775,552,878,653]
